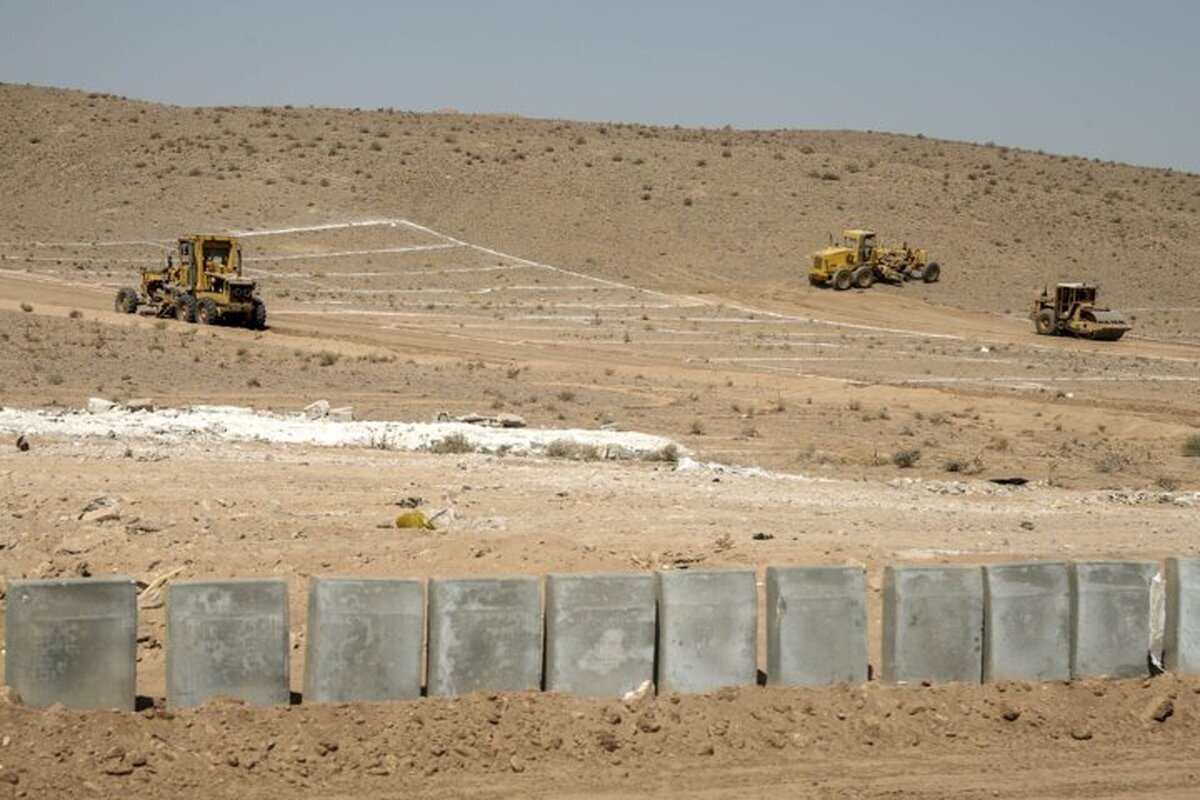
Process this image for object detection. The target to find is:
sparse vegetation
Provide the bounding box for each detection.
[1183,434,1200,457]
[426,433,473,454]
[545,439,604,461]
[892,448,922,468]
[643,443,680,463]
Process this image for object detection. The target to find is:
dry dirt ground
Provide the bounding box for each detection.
[0,85,1199,798]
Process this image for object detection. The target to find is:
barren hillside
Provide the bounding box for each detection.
[2,84,1198,339]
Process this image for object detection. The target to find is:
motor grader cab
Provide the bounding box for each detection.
[808,229,940,290]
[1030,283,1128,341]
[114,234,266,329]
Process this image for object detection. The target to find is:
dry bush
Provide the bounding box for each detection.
[1183,434,1200,457]
[892,448,922,468]
[545,439,603,461]
[642,443,680,463]
[426,433,472,454]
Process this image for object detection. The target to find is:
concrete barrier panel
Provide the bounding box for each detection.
[1166,558,1200,674]
[544,573,655,698]
[766,566,867,687]
[4,577,136,710]
[882,565,983,684]
[657,569,757,694]
[1070,561,1157,679]
[983,561,1071,682]
[303,576,424,704]
[427,577,542,697]
[167,579,290,708]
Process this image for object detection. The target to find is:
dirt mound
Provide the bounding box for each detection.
[2,677,1198,798]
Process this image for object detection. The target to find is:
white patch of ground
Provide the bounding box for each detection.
[0,403,682,460]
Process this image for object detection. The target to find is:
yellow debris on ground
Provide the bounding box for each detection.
[395,510,437,530]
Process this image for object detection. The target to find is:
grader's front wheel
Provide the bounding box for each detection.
[114,287,138,314]
[249,300,267,330]
[1035,309,1055,335]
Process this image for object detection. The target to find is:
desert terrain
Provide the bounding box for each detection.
[0,83,1198,798]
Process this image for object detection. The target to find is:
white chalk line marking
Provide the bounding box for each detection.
[247,264,537,279]
[0,239,172,249]
[10,217,1195,354]
[244,243,460,262]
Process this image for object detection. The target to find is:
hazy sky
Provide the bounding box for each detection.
[2,0,1197,172]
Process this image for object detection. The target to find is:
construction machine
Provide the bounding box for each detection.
[1030,283,1128,341]
[114,234,266,329]
[809,229,940,290]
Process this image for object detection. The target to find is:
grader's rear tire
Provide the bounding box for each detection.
[114,287,138,314]
[852,266,875,289]
[832,269,854,291]
[1035,309,1055,335]
[175,293,197,324]
[196,298,218,325]
[922,261,941,283]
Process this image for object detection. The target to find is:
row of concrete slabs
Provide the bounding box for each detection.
[6,559,1199,710]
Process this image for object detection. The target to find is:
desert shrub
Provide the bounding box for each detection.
[427,433,472,454]
[317,351,340,367]
[20,303,33,313]
[1094,449,1131,474]
[1154,475,1180,492]
[643,443,680,463]
[689,420,705,436]
[892,448,922,468]
[1183,434,1200,457]
[545,439,603,461]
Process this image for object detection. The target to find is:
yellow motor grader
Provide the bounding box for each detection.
[809,229,940,290]
[114,234,266,329]
[1030,283,1129,341]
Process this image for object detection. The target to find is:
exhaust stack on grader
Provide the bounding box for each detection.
[115,234,266,329]
[809,229,940,290]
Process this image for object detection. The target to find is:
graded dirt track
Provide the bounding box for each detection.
[1,85,1199,798]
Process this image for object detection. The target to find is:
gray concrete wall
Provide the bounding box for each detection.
[1070,561,1157,679]
[4,577,136,710]
[303,576,424,704]
[766,566,867,687]
[882,565,983,684]
[544,573,656,698]
[1164,558,1200,674]
[427,576,542,697]
[983,561,1071,682]
[167,578,290,708]
[657,569,757,694]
